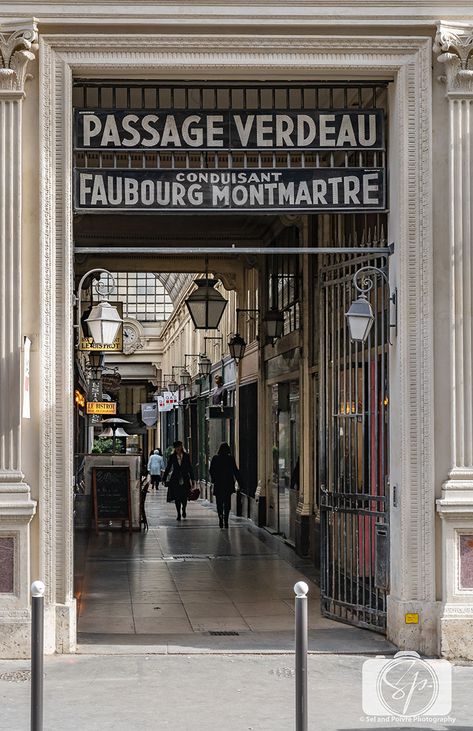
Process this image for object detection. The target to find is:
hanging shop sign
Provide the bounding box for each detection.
[75,167,385,213]
[74,109,384,151]
[141,402,158,427]
[87,378,102,402]
[86,401,117,415]
[157,391,179,412]
[101,371,122,395]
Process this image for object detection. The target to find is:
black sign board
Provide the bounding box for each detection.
[206,406,234,419]
[74,109,384,151]
[92,466,132,534]
[75,167,385,213]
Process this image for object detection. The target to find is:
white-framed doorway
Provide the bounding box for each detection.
[38,32,436,653]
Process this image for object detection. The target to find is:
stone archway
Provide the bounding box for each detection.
[38,31,435,653]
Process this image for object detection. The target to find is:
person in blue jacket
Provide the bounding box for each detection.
[147,449,165,490]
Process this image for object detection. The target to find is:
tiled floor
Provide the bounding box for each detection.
[74,490,379,646]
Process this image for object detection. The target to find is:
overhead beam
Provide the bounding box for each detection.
[74,246,392,255]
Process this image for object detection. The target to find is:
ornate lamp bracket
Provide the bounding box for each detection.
[352,265,397,345]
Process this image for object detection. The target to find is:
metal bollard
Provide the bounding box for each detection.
[294,581,309,731]
[31,581,45,731]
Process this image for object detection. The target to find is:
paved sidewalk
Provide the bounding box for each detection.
[0,653,471,730]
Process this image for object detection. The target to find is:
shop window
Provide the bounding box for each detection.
[268,230,301,337]
[238,383,258,497]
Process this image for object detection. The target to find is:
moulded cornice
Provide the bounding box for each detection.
[2,3,473,28]
[43,32,430,55]
[437,498,473,520]
[41,33,431,81]
[0,19,38,95]
[434,21,473,96]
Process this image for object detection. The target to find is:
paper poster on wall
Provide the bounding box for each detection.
[22,337,31,419]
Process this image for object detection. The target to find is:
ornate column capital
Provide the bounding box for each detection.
[0,20,38,96]
[434,22,473,96]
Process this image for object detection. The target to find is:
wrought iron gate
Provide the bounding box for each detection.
[319,248,390,632]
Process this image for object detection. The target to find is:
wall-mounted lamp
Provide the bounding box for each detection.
[228,333,247,364]
[198,354,212,377]
[180,370,192,387]
[227,306,284,363]
[227,308,259,364]
[345,266,397,344]
[184,353,212,379]
[264,309,284,341]
[74,268,123,348]
[162,373,179,392]
[86,352,104,380]
[170,365,192,388]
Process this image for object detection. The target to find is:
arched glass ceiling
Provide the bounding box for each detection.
[95,272,175,322]
[155,272,195,305]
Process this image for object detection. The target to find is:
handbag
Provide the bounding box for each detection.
[166,485,174,503]
[189,486,200,501]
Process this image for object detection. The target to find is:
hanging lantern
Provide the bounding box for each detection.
[180,369,192,387]
[185,278,228,330]
[228,333,247,364]
[264,309,285,341]
[168,379,179,392]
[85,301,123,346]
[345,294,375,343]
[198,354,212,377]
[88,352,103,369]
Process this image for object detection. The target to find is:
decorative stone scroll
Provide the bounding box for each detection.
[0,22,38,95]
[434,22,473,95]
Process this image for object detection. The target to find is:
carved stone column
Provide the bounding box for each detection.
[0,20,38,657]
[434,22,473,659]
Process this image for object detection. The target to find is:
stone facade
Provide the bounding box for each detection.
[0,3,472,658]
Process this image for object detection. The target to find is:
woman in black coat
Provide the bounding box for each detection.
[209,442,241,529]
[163,440,195,521]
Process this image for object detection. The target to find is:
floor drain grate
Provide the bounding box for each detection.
[208,631,240,636]
[0,671,31,683]
[164,555,214,560]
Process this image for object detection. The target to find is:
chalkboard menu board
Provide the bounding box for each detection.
[92,466,132,534]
